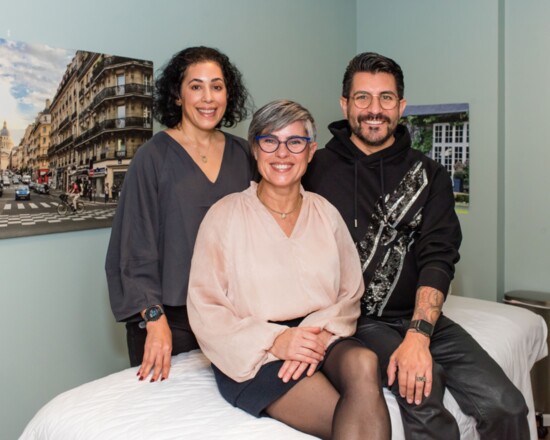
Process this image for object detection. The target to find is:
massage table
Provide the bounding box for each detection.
[21,295,548,439]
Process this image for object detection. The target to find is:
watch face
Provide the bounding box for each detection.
[411,319,434,336]
[418,320,433,334]
[145,306,162,321]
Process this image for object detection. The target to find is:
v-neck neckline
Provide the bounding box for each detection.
[251,182,305,239]
[163,130,227,185]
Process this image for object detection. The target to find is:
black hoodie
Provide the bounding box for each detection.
[303,120,462,319]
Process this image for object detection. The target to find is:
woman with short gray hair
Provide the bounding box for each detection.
[188,100,391,439]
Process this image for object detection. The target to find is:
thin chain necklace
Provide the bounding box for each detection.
[257,187,303,220]
[177,124,212,163]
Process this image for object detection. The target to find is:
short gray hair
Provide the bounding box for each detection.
[248,99,316,146]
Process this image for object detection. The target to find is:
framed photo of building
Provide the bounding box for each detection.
[0,38,153,239]
[400,103,470,213]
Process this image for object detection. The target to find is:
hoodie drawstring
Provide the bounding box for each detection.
[354,161,358,228]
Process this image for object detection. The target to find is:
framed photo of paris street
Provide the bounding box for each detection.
[0,38,153,239]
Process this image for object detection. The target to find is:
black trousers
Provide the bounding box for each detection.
[125,305,199,367]
[355,314,530,440]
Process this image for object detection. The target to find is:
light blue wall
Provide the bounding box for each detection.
[0,1,356,438]
[0,229,128,438]
[504,0,550,293]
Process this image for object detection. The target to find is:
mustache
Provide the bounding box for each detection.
[358,113,391,124]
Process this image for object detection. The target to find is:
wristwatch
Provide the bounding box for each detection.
[143,305,164,323]
[408,319,434,338]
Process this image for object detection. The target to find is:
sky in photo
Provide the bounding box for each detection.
[0,38,75,146]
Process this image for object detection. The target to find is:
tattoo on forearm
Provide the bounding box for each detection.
[413,286,444,324]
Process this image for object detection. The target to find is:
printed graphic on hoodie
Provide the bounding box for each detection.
[357,161,427,316]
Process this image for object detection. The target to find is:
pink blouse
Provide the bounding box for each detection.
[187,182,364,382]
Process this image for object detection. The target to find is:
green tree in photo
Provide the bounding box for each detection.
[400,115,437,154]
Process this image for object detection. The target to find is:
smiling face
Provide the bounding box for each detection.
[340,71,407,154]
[254,121,317,193]
[177,61,227,132]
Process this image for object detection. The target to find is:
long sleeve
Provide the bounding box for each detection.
[188,186,364,382]
[105,141,163,321]
[414,165,462,296]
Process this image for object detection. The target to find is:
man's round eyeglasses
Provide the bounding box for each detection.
[351,92,400,110]
[255,135,311,154]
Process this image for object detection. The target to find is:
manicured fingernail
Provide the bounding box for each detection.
[150,378,155,383]
[139,376,144,381]
[415,399,421,405]
[161,377,166,381]
[136,371,140,376]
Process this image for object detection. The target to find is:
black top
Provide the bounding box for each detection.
[106,131,253,322]
[303,120,462,319]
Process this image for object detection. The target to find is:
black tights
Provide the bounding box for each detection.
[266,340,391,440]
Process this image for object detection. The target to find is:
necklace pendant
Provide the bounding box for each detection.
[281,213,287,219]
[201,155,208,163]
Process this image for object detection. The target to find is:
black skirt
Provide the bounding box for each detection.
[211,317,358,417]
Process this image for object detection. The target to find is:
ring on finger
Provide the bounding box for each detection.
[415,376,427,382]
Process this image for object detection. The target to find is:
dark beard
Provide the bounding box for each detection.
[351,113,395,147]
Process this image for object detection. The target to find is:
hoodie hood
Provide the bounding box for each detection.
[324,120,412,228]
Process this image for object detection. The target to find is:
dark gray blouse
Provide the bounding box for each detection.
[106,131,253,321]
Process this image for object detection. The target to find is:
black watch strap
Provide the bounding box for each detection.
[409,319,434,337]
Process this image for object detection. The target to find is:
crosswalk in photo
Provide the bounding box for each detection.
[0,202,117,230]
[0,188,119,238]
[4,201,61,211]
[0,207,116,226]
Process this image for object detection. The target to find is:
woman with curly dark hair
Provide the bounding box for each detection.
[106,46,254,383]
[153,46,249,129]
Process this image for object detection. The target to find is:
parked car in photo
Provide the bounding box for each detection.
[2,175,10,187]
[15,185,31,201]
[21,174,31,184]
[0,182,3,197]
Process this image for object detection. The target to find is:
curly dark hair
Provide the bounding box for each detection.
[342,52,404,99]
[153,46,251,129]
